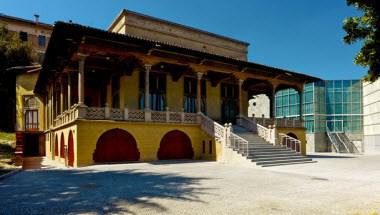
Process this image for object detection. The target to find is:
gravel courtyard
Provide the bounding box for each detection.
[1,154,380,215]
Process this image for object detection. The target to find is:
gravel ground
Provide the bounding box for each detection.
[1,154,380,215]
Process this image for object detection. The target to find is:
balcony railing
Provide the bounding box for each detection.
[53,105,199,128]
[250,117,304,128]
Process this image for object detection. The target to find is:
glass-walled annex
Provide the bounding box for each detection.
[275,80,363,135]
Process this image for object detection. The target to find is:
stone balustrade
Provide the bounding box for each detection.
[250,117,304,128]
[53,105,199,128]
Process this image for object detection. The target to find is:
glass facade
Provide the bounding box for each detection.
[275,80,363,134]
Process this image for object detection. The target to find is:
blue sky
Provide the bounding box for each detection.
[1,0,367,80]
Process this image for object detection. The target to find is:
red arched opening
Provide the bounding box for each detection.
[54,134,58,156]
[68,131,74,167]
[60,133,65,158]
[157,130,194,160]
[93,129,140,162]
[287,132,300,152]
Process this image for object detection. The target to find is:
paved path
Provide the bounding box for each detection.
[1,154,380,215]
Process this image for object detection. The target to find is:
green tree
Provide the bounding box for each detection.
[0,25,36,131]
[343,0,380,82]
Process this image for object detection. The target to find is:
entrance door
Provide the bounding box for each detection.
[221,83,238,124]
[23,133,39,157]
[157,130,194,160]
[93,129,140,162]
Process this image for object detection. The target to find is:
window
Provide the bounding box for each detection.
[184,77,197,113]
[112,75,120,108]
[38,35,46,47]
[24,96,39,109]
[202,141,206,154]
[19,31,28,41]
[139,71,166,111]
[25,110,39,131]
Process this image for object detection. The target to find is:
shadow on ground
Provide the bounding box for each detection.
[0,165,213,214]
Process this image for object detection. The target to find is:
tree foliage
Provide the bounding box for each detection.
[0,24,36,73]
[343,0,380,82]
[0,25,36,132]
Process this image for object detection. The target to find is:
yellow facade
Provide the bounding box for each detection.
[277,127,307,155]
[47,120,217,167]
[15,71,45,132]
[206,82,221,120]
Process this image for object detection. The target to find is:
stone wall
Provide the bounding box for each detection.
[109,11,249,61]
[363,79,380,154]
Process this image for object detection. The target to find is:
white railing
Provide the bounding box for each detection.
[127,110,145,121]
[86,107,106,119]
[257,124,271,142]
[228,132,249,156]
[278,133,301,153]
[326,131,340,152]
[53,104,79,127]
[52,105,199,128]
[251,117,303,128]
[199,113,225,142]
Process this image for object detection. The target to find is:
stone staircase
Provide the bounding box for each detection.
[232,126,315,167]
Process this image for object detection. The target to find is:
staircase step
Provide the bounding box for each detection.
[248,152,298,157]
[255,158,313,166]
[231,124,315,167]
[248,148,293,153]
[248,153,301,159]
[248,145,286,149]
[250,155,308,162]
[261,160,317,167]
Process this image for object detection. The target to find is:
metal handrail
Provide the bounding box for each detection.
[229,132,249,156]
[335,132,350,153]
[326,131,340,152]
[338,133,359,153]
[326,127,351,153]
[278,133,301,153]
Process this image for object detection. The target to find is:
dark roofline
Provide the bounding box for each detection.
[0,13,53,29]
[108,9,250,46]
[36,21,320,95]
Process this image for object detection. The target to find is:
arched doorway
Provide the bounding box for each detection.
[157,130,194,160]
[54,134,58,157]
[60,133,65,158]
[287,132,300,152]
[67,131,74,167]
[93,129,140,162]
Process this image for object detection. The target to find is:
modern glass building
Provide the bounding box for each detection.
[275,80,363,152]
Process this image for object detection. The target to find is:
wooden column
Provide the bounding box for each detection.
[67,72,71,109]
[299,90,303,121]
[50,84,54,126]
[60,76,64,114]
[196,72,203,113]
[144,64,151,110]
[78,54,87,106]
[238,79,244,116]
[270,88,276,118]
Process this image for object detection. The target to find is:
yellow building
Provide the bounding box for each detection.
[0,14,53,157]
[26,10,318,167]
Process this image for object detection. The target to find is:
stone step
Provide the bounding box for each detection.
[248,145,285,149]
[248,151,298,156]
[248,147,293,152]
[250,155,308,162]
[255,158,313,166]
[248,153,301,159]
[260,160,317,167]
